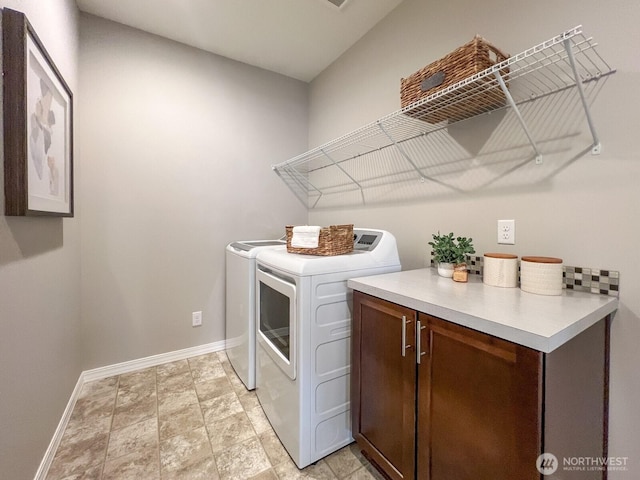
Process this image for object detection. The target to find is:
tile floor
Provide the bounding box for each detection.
[45,351,385,480]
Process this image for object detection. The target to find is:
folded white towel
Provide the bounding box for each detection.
[291,226,321,248]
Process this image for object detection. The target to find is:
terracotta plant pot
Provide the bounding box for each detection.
[453,263,469,283]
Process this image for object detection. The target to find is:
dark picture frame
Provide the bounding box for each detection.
[3,8,73,216]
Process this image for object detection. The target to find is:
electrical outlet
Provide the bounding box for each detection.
[497,219,515,245]
[192,311,202,327]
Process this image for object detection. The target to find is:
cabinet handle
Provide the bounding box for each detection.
[401,315,412,357]
[416,320,427,364]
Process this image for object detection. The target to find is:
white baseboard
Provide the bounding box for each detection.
[34,341,226,480]
[33,372,85,480]
[83,340,226,382]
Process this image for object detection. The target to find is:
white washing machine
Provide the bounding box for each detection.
[225,239,286,390]
[255,228,401,468]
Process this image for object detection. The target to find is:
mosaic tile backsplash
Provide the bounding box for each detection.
[564,266,619,297]
[433,255,620,297]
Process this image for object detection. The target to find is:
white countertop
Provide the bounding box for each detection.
[348,268,618,353]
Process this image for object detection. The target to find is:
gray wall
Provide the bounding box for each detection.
[0,1,80,479]
[78,14,308,369]
[308,0,639,476]
[3,1,637,477]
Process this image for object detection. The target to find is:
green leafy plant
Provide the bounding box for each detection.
[428,232,475,265]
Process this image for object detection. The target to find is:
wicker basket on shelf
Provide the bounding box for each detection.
[401,35,510,124]
[285,224,354,256]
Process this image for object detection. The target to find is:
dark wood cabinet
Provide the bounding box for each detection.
[351,292,417,479]
[419,314,542,480]
[352,290,610,480]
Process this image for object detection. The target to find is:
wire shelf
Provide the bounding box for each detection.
[272,26,616,208]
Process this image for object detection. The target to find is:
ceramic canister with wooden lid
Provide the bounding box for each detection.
[483,253,518,288]
[520,256,563,295]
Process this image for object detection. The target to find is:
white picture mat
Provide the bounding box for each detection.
[26,33,71,213]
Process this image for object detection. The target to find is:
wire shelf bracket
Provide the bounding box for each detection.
[494,71,544,164]
[563,37,603,155]
[376,121,425,181]
[320,148,365,204]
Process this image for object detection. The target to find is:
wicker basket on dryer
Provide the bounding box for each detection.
[285,224,354,256]
[401,35,510,123]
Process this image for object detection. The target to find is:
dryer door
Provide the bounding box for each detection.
[257,267,297,380]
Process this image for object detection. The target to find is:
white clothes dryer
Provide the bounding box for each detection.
[225,239,286,390]
[255,228,401,468]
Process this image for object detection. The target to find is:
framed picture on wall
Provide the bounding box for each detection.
[2,8,73,216]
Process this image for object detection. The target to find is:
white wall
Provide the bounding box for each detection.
[78,14,308,369]
[309,0,640,476]
[0,1,80,478]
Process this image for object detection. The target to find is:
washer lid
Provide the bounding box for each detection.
[230,240,285,251]
[226,239,286,258]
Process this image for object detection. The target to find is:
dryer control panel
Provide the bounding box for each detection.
[354,229,383,251]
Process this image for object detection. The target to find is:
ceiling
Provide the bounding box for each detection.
[75,0,404,82]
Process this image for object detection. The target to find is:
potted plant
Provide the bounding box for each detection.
[428,232,475,280]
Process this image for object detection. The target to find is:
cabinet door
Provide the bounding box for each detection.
[352,291,417,480]
[417,314,542,480]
